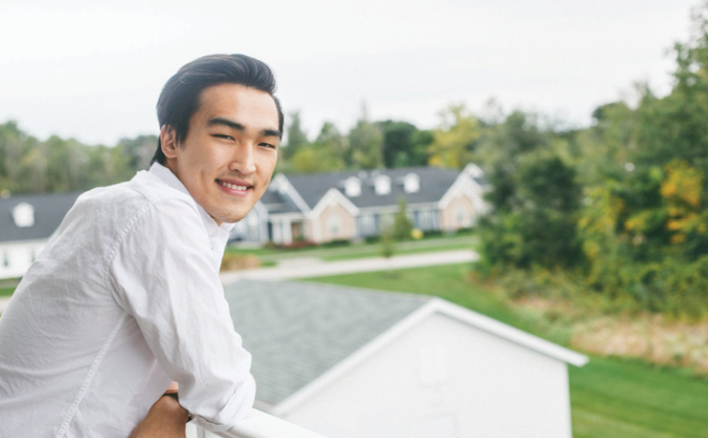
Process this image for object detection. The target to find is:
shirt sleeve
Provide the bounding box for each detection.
[107,198,255,432]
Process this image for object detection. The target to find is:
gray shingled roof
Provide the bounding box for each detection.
[0,192,81,243]
[224,279,431,406]
[258,189,301,214]
[283,167,461,210]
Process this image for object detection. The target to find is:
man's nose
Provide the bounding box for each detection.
[229,143,256,175]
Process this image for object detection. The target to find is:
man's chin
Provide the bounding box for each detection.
[217,210,250,225]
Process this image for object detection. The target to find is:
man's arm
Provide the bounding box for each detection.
[109,199,256,432]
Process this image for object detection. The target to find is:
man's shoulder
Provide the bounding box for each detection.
[69,173,202,236]
[80,171,198,213]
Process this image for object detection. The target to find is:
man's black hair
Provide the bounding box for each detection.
[152,54,284,165]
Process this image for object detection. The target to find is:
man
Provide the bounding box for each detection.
[0,54,283,437]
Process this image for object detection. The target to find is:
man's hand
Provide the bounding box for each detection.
[128,384,188,438]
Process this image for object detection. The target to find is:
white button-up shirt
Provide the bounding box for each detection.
[0,163,256,438]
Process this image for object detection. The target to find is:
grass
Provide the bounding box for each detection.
[303,264,708,438]
[570,356,708,438]
[0,285,17,297]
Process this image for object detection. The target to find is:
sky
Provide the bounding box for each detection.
[0,0,699,145]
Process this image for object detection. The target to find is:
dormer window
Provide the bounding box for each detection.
[374,175,391,195]
[12,203,34,228]
[344,177,361,197]
[403,173,420,193]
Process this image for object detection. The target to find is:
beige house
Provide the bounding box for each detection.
[231,164,489,245]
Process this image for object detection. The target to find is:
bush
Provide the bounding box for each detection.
[321,239,351,248]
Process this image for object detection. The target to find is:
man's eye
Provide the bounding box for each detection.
[214,134,234,140]
[259,142,277,149]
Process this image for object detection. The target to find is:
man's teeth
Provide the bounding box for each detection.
[218,180,249,190]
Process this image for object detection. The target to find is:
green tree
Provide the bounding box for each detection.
[393,196,413,240]
[116,135,158,172]
[282,110,309,161]
[428,104,480,169]
[348,104,383,169]
[377,120,431,168]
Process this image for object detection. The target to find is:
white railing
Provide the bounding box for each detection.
[186,409,328,438]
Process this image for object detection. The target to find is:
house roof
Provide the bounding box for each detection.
[258,189,301,214]
[0,192,81,243]
[224,279,431,406]
[223,279,587,412]
[274,167,462,211]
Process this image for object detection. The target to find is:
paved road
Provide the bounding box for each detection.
[220,249,478,284]
[0,250,478,313]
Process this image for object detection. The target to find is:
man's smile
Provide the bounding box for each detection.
[216,178,253,196]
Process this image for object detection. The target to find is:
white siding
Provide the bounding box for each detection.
[284,313,572,438]
[0,240,46,280]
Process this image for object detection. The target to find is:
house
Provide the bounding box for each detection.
[224,279,587,438]
[230,164,489,245]
[0,192,80,280]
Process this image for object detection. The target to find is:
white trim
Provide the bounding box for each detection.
[309,188,359,217]
[271,296,587,416]
[430,299,588,366]
[271,174,311,213]
[212,408,328,438]
[439,173,475,209]
[463,163,484,178]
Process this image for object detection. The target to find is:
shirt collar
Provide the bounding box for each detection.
[148,163,236,236]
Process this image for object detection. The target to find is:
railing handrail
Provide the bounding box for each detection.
[206,409,328,438]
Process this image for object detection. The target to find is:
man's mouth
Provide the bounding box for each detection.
[216,179,252,191]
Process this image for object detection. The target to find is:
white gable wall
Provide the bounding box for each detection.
[282,312,572,438]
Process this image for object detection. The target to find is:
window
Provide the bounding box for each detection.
[374,175,391,195]
[328,216,341,236]
[419,209,432,230]
[3,252,9,268]
[360,214,376,235]
[344,177,361,197]
[12,203,35,227]
[403,173,420,193]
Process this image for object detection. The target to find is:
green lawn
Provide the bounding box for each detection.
[0,285,16,297]
[303,264,708,438]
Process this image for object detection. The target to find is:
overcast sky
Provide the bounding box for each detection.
[0,0,698,145]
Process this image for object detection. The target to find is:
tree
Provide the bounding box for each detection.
[281,110,309,161]
[290,122,347,173]
[428,104,480,169]
[393,197,413,240]
[479,152,583,270]
[348,103,383,169]
[377,120,431,168]
[117,135,158,173]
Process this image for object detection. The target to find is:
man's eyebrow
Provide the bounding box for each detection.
[207,117,245,131]
[207,117,281,138]
[261,128,282,138]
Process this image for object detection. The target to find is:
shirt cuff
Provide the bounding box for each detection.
[192,373,257,433]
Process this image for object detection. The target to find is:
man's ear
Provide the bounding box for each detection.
[160,125,179,159]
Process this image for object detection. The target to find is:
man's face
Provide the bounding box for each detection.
[162,83,280,224]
